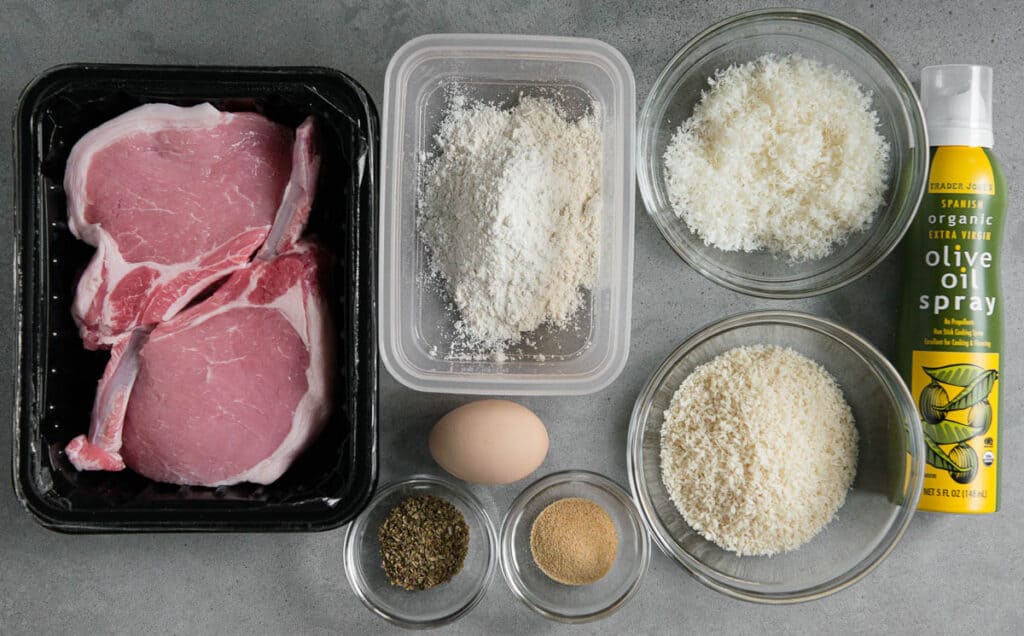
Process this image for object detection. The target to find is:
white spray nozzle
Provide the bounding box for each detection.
[920,64,994,148]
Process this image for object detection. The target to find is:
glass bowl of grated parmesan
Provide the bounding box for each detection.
[637,9,929,298]
[627,311,925,603]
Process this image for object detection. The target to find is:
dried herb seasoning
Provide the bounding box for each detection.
[378,494,470,591]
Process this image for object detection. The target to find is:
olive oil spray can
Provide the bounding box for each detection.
[897,65,1005,513]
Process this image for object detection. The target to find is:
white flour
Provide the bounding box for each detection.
[419,95,602,355]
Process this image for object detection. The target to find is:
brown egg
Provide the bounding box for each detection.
[429,400,549,485]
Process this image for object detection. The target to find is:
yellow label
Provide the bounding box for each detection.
[912,350,999,513]
[928,146,996,195]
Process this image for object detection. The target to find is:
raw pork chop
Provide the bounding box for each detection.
[125,241,331,485]
[66,242,332,485]
[64,114,328,485]
[67,103,303,349]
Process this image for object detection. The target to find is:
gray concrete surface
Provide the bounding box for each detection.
[2,0,1022,633]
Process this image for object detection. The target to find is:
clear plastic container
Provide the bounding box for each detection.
[379,34,635,395]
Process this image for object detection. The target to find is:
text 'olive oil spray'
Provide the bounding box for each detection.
[897,65,1005,513]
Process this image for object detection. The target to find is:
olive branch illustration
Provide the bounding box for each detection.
[918,364,997,484]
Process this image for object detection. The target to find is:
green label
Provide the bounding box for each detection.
[897,146,1005,514]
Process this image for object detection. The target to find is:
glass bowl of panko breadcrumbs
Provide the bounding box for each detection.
[637,9,928,298]
[627,311,925,603]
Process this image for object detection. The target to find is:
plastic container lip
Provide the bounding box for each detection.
[636,8,929,299]
[13,63,379,532]
[379,33,636,395]
[626,310,925,603]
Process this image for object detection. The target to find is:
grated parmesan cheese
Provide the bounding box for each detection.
[660,345,858,556]
[663,54,890,261]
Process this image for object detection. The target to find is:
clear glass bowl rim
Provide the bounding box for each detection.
[498,469,652,623]
[343,474,498,628]
[636,8,929,299]
[626,310,926,603]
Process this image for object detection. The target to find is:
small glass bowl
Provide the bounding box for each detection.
[343,475,497,629]
[499,470,650,623]
[627,311,925,603]
[637,9,928,298]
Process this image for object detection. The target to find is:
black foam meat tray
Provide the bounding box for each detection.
[13,64,378,532]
